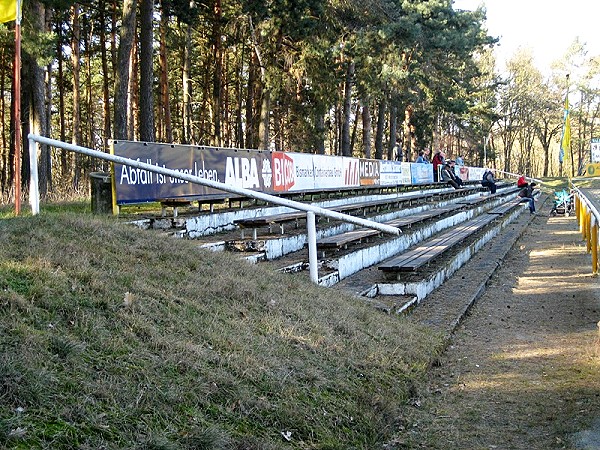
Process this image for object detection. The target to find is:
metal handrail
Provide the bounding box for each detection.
[28,134,401,284]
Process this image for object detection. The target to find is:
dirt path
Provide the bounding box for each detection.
[397,213,600,449]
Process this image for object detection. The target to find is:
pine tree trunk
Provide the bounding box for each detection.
[71,3,82,186]
[315,113,325,155]
[374,100,386,160]
[43,7,53,191]
[341,61,354,157]
[158,3,172,142]
[1,60,7,192]
[139,0,154,142]
[362,100,372,159]
[211,0,222,146]
[350,103,359,156]
[403,105,414,160]
[387,104,397,160]
[235,43,244,148]
[128,42,139,140]
[23,0,49,198]
[114,0,137,140]
[258,89,269,150]
[245,50,258,149]
[99,0,112,152]
[182,23,192,144]
[56,21,67,176]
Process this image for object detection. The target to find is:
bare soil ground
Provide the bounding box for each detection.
[395,212,600,449]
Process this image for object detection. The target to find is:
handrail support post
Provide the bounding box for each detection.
[307,211,318,284]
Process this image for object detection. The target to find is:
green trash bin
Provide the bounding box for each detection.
[90,172,113,214]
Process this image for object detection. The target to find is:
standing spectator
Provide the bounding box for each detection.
[432,151,445,181]
[455,155,464,166]
[393,141,403,161]
[415,149,430,163]
[481,169,497,194]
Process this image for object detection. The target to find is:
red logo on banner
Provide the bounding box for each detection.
[345,159,359,186]
[272,152,295,192]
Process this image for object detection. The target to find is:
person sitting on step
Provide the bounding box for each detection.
[441,161,462,189]
[518,181,537,214]
[481,168,497,194]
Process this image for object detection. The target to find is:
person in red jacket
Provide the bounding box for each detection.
[432,151,445,182]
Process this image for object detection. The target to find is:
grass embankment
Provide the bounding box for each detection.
[0,211,444,449]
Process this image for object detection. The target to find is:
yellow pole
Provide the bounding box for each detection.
[576,196,581,226]
[586,212,592,252]
[581,203,587,237]
[592,217,598,275]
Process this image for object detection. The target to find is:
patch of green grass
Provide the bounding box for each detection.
[0,212,444,449]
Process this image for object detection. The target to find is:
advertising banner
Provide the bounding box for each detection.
[410,163,434,184]
[380,160,403,186]
[591,138,600,163]
[358,159,381,186]
[113,141,456,204]
[112,141,271,203]
[468,167,487,182]
[312,154,348,189]
[400,162,413,185]
[271,151,300,192]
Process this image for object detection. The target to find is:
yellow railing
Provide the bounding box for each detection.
[573,186,599,275]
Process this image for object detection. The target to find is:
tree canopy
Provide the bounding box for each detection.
[0,0,598,202]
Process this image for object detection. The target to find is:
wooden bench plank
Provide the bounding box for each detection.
[379,214,497,272]
[233,193,436,239]
[317,228,381,249]
[487,200,521,215]
[234,211,306,239]
[159,198,192,218]
[316,204,467,253]
[234,186,476,241]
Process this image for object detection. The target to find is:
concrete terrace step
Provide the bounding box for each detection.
[333,201,528,302]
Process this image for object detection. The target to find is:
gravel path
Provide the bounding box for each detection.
[395,209,600,449]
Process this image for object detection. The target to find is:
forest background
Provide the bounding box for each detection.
[0,0,598,205]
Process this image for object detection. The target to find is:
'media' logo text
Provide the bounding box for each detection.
[272,152,295,192]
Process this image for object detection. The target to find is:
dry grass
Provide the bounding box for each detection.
[0,211,444,449]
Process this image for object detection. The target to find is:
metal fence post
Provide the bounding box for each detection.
[306,211,318,283]
[29,136,40,215]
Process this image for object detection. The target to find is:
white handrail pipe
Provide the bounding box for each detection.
[28,134,401,285]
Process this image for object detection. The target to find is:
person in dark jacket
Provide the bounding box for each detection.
[481,169,497,194]
[518,182,537,214]
[441,161,463,189]
[448,160,463,187]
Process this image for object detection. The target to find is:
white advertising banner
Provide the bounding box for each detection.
[400,162,412,185]
[468,166,487,182]
[114,140,489,204]
[591,138,600,163]
[380,160,404,186]
[313,154,348,189]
